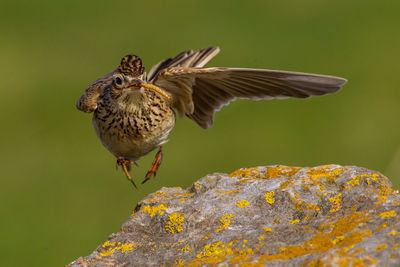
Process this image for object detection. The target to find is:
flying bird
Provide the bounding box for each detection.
[76,47,346,187]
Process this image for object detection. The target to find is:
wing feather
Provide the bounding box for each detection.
[147,47,220,82]
[153,67,347,129]
[76,71,114,113]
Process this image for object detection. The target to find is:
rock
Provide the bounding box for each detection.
[68,165,400,266]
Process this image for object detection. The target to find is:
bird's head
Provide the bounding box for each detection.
[110,55,146,98]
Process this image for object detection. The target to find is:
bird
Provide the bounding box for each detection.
[76,47,347,188]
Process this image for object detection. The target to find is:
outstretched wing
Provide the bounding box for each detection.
[153,67,347,129]
[147,47,220,82]
[76,71,115,113]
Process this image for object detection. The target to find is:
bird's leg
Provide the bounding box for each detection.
[142,147,163,184]
[116,157,137,189]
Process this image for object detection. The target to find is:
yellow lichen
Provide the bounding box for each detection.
[265,191,275,204]
[375,195,388,205]
[196,241,234,259]
[262,227,272,232]
[174,258,185,266]
[138,204,167,217]
[236,199,250,208]
[379,184,393,195]
[393,244,399,250]
[375,221,389,231]
[174,192,195,198]
[289,219,300,225]
[99,241,134,257]
[212,189,240,195]
[375,244,388,251]
[306,203,321,212]
[178,245,191,253]
[216,214,235,232]
[194,183,202,191]
[379,211,397,218]
[165,212,185,234]
[345,173,381,190]
[388,231,400,236]
[329,193,342,212]
[346,177,360,187]
[307,166,344,180]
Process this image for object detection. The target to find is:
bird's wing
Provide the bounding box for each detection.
[153,67,347,129]
[147,47,220,82]
[76,71,115,113]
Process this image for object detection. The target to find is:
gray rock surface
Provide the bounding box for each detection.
[68,165,400,266]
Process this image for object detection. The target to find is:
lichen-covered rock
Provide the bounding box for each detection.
[68,165,400,266]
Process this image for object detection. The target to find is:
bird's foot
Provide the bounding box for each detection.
[142,147,163,184]
[116,157,137,189]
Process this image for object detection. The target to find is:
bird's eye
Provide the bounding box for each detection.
[113,75,124,88]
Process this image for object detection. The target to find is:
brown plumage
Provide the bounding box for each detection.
[76,47,347,186]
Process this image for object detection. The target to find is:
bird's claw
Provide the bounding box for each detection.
[116,158,137,189]
[142,147,163,184]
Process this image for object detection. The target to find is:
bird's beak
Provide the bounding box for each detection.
[127,80,171,100]
[126,79,143,91]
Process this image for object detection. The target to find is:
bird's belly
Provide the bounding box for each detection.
[92,111,175,160]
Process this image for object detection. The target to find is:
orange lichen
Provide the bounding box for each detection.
[332,235,345,245]
[289,219,300,225]
[230,167,261,179]
[351,248,366,255]
[165,213,185,234]
[264,166,300,179]
[265,191,275,204]
[279,179,294,189]
[256,211,372,261]
[236,199,250,208]
[375,244,388,251]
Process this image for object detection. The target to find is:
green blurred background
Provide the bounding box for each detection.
[1,0,399,266]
